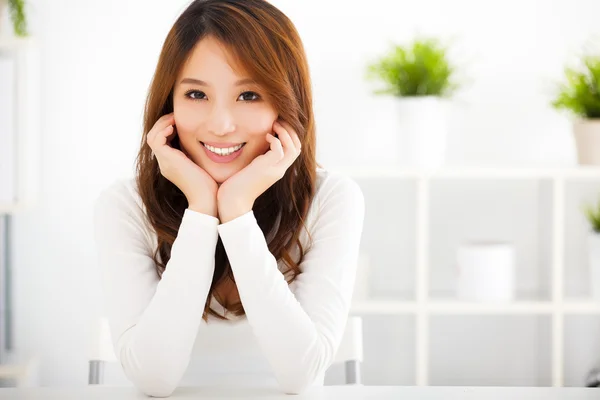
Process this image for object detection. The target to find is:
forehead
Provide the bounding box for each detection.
[179,36,248,82]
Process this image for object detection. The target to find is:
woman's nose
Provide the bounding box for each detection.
[206,104,236,136]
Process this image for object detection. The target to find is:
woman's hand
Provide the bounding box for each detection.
[217,120,302,223]
[146,113,218,217]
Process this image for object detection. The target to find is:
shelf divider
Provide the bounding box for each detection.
[415,176,429,386]
[552,177,565,387]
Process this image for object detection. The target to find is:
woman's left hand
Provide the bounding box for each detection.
[217,120,302,223]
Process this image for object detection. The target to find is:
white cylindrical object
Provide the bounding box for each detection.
[395,96,448,168]
[589,233,600,300]
[88,317,117,362]
[456,242,515,302]
[573,120,600,165]
[334,316,364,364]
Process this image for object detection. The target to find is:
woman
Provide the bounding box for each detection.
[93,0,365,396]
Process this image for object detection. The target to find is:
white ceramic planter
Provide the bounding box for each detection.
[394,96,448,168]
[0,0,7,36]
[456,241,516,302]
[573,120,600,165]
[589,233,600,300]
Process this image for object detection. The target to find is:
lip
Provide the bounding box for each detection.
[201,141,245,163]
[201,141,245,148]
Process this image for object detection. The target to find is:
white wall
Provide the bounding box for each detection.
[8,0,600,386]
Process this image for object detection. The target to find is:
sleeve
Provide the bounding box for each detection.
[216,175,365,394]
[92,182,219,398]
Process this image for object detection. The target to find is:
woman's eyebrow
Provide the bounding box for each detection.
[179,78,257,86]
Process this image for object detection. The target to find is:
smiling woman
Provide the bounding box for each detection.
[173,37,278,182]
[92,0,365,397]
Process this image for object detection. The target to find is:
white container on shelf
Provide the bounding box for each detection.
[589,233,600,300]
[456,241,515,302]
[394,96,448,168]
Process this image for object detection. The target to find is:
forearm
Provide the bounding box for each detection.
[217,212,349,394]
[104,209,218,397]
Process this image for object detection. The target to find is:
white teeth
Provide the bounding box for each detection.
[203,142,244,156]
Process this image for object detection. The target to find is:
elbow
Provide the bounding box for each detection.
[116,337,188,397]
[134,378,178,398]
[276,339,333,394]
[275,361,326,395]
[120,351,184,398]
[278,375,315,395]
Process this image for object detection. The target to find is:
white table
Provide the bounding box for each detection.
[0,385,597,399]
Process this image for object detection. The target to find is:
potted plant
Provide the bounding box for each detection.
[365,36,460,167]
[0,0,28,37]
[583,197,600,299]
[552,53,600,165]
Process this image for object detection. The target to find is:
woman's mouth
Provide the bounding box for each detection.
[200,141,246,163]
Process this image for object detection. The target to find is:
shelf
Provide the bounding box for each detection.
[0,36,36,51]
[428,300,555,314]
[0,203,28,214]
[562,301,600,314]
[330,165,600,180]
[351,300,418,314]
[0,203,20,214]
[351,300,600,315]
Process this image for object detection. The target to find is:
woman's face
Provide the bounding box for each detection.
[172,36,277,184]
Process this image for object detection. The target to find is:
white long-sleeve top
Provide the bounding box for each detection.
[93,168,365,397]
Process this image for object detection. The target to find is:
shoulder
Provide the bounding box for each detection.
[94,177,144,217]
[313,167,365,212]
[303,168,365,230]
[93,177,154,244]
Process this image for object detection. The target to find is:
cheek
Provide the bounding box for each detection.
[173,101,204,139]
[239,108,276,141]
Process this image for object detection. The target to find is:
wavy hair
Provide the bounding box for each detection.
[135,0,318,321]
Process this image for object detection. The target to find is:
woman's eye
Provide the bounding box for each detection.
[238,91,260,101]
[185,90,207,100]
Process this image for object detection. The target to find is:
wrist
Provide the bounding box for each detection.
[188,201,218,218]
[218,203,253,223]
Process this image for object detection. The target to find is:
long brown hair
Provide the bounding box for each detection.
[135,0,318,321]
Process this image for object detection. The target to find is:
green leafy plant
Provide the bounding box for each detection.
[583,198,600,234]
[552,54,600,119]
[365,37,460,97]
[7,0,28,37]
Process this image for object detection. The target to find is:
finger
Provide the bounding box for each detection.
[277,120,300,146]
[149,124,174,155]
[274,121,294,150]
[290,129,301,151]
[147,113,175,142]
[265,133,284,162]
[274,121,300,163]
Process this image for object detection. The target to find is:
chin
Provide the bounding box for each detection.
[204,165,238,184]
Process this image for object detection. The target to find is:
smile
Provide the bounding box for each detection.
[201,142,246,156]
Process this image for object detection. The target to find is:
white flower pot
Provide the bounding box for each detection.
[0,0,7,36]
[456,241,516,302]
[394,96,448,168]
[589,233,600,300]
[573,120,600,165]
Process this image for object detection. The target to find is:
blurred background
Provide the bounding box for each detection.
[1,0,600,389]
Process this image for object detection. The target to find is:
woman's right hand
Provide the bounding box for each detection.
[146,113,218,217]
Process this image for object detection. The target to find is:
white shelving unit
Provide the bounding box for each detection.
[331,165,600,388]
[0,36,40,387]
[0,36,40,209]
